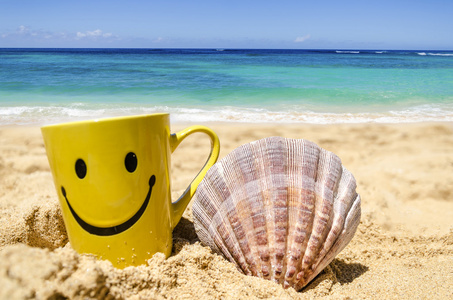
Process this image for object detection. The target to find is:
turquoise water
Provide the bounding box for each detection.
[1,48,452,125]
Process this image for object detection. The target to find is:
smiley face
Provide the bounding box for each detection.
[60,151,156,236]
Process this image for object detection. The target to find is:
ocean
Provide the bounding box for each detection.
[1,48,452,125]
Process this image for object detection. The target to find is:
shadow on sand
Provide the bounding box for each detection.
[303,258,368,293]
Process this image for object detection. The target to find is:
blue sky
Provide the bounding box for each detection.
[1,0,452,49]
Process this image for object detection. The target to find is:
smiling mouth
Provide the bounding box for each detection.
[61,175,156,236]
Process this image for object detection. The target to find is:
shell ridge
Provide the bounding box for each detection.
[298,193,361,290]
[201,146,253,275]
[298,149,342,285]
[248,139,274,278]
[308,166,357,277]
[336,167,358,215]
[238,141,275,278]
[193,167,225,253]
[282,138,301,287]
[294,142,323,280]
[337,193,361,254]
[283,139,319,287]
[194,163,251,273]
[213,200,252,275]
[309,153,346,261]
[288,140,321,286]
[199,166,228,219]
[256,137,280,280]
[211,161,248,268]
[223,144,263,276]
[224,142,266,277]
[261,137,289,283]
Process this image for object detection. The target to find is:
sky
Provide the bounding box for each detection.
[1,0,452,49]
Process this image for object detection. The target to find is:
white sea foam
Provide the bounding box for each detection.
[427,53,453,56]
[417,52,453,57]
[1,103,453,126]
[336,51,360,54]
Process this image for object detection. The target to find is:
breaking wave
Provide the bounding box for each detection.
[2,103,453,126]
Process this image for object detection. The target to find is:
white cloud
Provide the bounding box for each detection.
[0,26,43,39]
[294,34,311,43]
[1,25,57,40]
[18,25,29,34]
[1,26,119,44]
[75,29,116,40]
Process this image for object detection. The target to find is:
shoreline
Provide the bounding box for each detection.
[1,121,452,299]
[3,118,453,127]
[2,102,453,126]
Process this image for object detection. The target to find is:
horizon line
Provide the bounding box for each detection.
[1,47,453,51]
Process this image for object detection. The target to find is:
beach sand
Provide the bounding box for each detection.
[1,122,452,299]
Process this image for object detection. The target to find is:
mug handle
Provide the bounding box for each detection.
[169,125,220,229]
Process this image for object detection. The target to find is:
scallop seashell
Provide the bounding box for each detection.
[192,136,361,290]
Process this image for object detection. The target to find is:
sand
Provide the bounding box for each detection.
[0,122,452,299]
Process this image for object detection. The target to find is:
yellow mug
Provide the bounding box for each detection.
[41,113,220,268]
